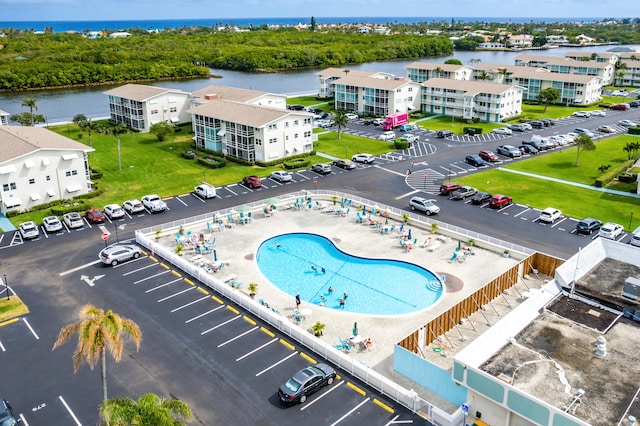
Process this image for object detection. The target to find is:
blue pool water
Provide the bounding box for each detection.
[256,233,444,316]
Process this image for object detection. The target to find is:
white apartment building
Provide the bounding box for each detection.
[0,126,94,213]
[508,34,534,48]
[406,62,474,83]
[0,109,9,126]
[514,54,614,85]
[506,68,602,105]
[315,68,394,98]
[420,78,523,122]
[331,75,421,116]
[191,85,288,109]
[104,84,192,132]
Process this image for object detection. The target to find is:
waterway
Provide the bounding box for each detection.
[1,44,638,123]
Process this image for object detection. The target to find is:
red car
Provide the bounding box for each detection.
[610,103,630,111]
[489,194,512,209]
[85,208,106,224]
[242,175,262,188]
[479,150,499,162]
[439,182,462,195]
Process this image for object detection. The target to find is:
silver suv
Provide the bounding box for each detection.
[409,197,440,216]
[100,244,142,266]
[311,163,332,175]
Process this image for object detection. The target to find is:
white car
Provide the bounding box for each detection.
[63,212,84,229]
[378,131,396,141]
[141,194,167,213]
[598,222,624,240]
[42,216,63,233]
[564,133,578,142]
[270,171,293,182]
[372,118,385,126]
[345,113,359,120]
[398,134,419,143]
[409,197,440,215]
[123,199,145,214]
[19,221,40,239]
[538,208,562,224]
[590,110,607,117]
[573,111,591,118]
[619,119,638,127]
[352,153,375,164]
[104,203,125,219]
[491,127,512,135]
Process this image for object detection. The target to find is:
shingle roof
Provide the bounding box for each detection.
[0,126,94,164]
[191,85,272,103]
[421,78,517,95]
[103,83,190,101]
[331,75,415,90]
[188,99,312,128]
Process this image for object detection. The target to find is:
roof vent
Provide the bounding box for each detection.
[595,335,607,357]
[628,415,636,426]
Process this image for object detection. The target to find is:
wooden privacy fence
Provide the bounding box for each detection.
[398,252,564,354]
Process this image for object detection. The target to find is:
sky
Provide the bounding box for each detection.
[1,0,639,21]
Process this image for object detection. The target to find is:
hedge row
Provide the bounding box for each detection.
[283,158,311,169]
[197,157,226,169]
[628,127,640,135]
[255,151,315,168]
[595,159,636,187]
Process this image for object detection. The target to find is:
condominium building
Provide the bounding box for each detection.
[505,68,602,105]
[514,54,614,85]
[315,68,394,98]
[0,109,9,126]
[406,62,474,83]
[420,78,523,122]
[104,84,191,132]
[332,75,421,116]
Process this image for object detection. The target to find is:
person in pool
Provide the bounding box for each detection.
[328,286,334,294]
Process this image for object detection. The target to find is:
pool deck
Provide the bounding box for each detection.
[156,200,529,412]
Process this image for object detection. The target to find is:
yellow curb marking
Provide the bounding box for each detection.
[374,399,394,413]
[346,382,366,396]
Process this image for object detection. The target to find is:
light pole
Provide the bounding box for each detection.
[630,212,634,230]
[3,274,8,300]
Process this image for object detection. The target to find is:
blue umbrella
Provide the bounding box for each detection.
[213,249,218,261]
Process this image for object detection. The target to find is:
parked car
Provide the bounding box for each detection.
[409,196,440,215]
[471,192,492,205]
[85,208,106,224]
[597,125,616,133]
[590,110,607,117]
[491,127,512,135]
[573,111,591,118]
[629,100,640,108]
[610,103,630,111]
[0,398,19,426]
[576,217,603,235]
[439,182,462,195]
[142,194,168,212]
[345,113,359,120]
[42,215,63,233]
[104,203,125,219]
[574,128,595,138]
[436,130,453,138]
[287,104,305,111]
[372,118,385,126]
[519,144,539,155]
[598,222,624,240]
[123,199,145,214]
[19,221,40,239]
[619,119,638,127]
[489,194,512,209]
[193,183,217,198]
[63,212,84,229]
[352,153,375,164]
[465,155,487,167]
[630,225,640,247]
[496,145,522,158]
[241,176,262,188]
[269,171,293,182]
[362,118,373,125]
[315,119,334,128]
[528,120,544,129]
[538,207,562,224]
[378,131,396,141]
[398,134,419,143]
[478,150,499,162]
[398,123,415,131]
[520,122,532,131]
[332,159,356,170]
[523,139,548,151]
[278,363,337,404]
[99,244,142,266]
[311,163,332,175]
[451,186,477,200]
[541,118,556,126]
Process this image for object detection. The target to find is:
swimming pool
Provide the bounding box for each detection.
[256,233,444,316]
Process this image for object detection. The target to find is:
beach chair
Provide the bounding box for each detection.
[449,251,458,262]
[427,241,441,252]
[246,212,253,223]
[360,338,375,351]
[238,212,245,224]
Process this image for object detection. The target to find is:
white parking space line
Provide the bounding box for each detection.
[395,189,421,200]
[133,270,171,284]
[123,263,158,276]
[191,194,206,203]
[217,326,259,347]
[59,259,102,276]
[201,315,242,335]
[224,185,239,196]
[449,164,467,173]
[171,295,211,312]
[145,277,184,293]
[551,217,568,228]
[255,351,298,377]
[375,165,406,177]
[498,204,514,213]
[616,234,627,242]
[19,414,27,425]
[157,286,195,302]
[58,396,82,426]
[513,207,530,218]
[300,380,345,411]
[0,340,5,352]
[329,397,371,426]
[23,318,39,340]
[185,305,226,323]
[236,338,278,361]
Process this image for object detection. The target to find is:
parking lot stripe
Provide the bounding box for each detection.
[243,316,256,326]
[170,295,210,312]
[197,286,208,294]
[299,381,345,411]
[346,382,366,396]
[157,286,195,302]
[0,340,5,352]
[134,270,171,285]
[227,305,239,315]
[58,259,102,276]
[279,339,295,350]
[260,327,275,337]
[144,277,182,293]
[218,326,259,347]
[201,315,241,335]
[329,397,370,426]
[212,295,224,305]
[159,262,170,269]
[374,164,406,177]
[551,217,567,228]
[513,208,530,218]
[255,351,298,377]
[185,305,225,323]
[0,318,19,328]
[300,352,317,364]
[236,338,278,361]
[123,263,157,276]
[184,278,195,286]
[58,395,82,426]
[171,270,182,277]
[23,318,39,340]
[373,398,394,413]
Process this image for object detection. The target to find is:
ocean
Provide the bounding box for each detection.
[0,17,605,32]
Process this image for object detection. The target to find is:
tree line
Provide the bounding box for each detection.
[0,31,453,91]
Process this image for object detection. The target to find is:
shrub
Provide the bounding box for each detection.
[50,200,90,215]
[619,172,637,183]
[595,159,635,187]
[182,150,196,159]
[394,140,409,150]
[197,157,226,169]
[283,158,310,169]
[628,126,640,135]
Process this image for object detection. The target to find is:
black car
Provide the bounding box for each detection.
[363,118,373,125]
[278,363,336,404]
[541,118,556,126]
[465,154,487,167]
[529,120,544,129]
[0,398,18,426]
[629,100,640,108]
[436,130,453,138]
[519,144,539,155]
[471,192,492,205]
[576,217,603,235]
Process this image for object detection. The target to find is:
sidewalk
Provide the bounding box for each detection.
[0,213,16,232]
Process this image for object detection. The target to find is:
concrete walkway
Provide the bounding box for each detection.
[0,213,16,232]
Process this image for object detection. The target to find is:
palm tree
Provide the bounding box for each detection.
[100,393,192,425]
[432,66,444,79]
[332,111,349,140]
[614,60,628,88]
[103,123,128,171]
[476,70,493,81]
[497,67,510,84]
[73,114,100,148]
[53,304,142,402]
[21,97,38,126]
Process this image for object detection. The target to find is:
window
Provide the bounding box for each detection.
[304,118,312,125]
[268,124,277,130]
[65,171,71,177]
[2,182,16,191]
[269,138,277,144]
[304,131,311,137]
[169,107,177,113]
[29,178,35,184]
[294,133,299,139]
[150,109,158,114]
[255,139,262,145]
[293,120,299,126]
[285,122,289,128]
[46,176,51,181]
[65,170,78,177]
